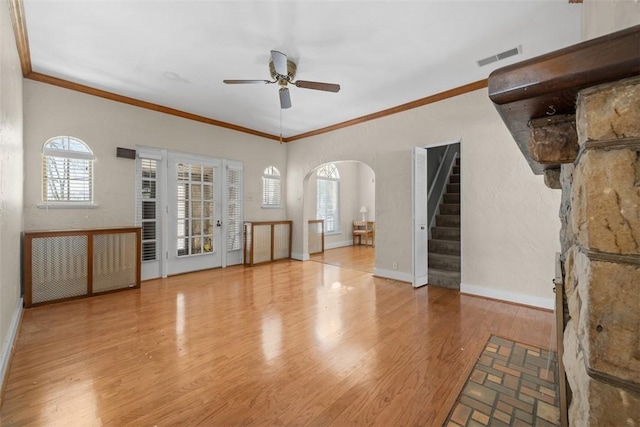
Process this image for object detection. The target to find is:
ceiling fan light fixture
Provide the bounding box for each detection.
[223,50,341,109]
[279,87,292,109]
[269,58,297,82]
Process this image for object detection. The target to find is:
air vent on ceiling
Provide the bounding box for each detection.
[477,46,522,67]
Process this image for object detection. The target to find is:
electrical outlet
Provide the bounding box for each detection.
[392,261,398,270]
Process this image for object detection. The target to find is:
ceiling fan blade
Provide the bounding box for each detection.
[271,50,288,76]
[279,87,292,109]
[294,80,341,93]
[223,79,272,84]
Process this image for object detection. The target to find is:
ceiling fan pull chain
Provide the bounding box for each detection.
[279,107,283,144]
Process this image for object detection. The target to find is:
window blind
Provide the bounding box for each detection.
[226,165,243,251]
[136,157,159,262]
[42,156,93,202]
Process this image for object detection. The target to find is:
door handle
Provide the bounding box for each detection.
[216,220,222,227]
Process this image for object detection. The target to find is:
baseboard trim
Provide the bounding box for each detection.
[1,298,23,399]
[291,252,310,261]
[325,240,354,250]
[460,283,554,310]
[373,268,413,283]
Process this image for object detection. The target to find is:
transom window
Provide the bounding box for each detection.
[317,163,340,233]
[262,166,282,208]
[42,136,94,204]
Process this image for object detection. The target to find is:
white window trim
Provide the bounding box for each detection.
[37,202,99,209]
[41,136,96,208]
[262,166,282,208]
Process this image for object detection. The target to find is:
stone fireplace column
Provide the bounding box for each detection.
[561,76,640,426]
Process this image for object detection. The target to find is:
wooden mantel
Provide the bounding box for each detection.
[488,25,640,174]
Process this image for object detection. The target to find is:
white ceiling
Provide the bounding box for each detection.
[23,0,583,139]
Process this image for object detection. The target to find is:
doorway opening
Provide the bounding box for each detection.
[304,160,376,273]
[413,141,461,288]
[136,148,244,280]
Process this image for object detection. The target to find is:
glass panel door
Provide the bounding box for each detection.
[168,154,221,275]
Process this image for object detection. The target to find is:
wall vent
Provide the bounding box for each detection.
[116,147,136,159]
[477,46,522,67]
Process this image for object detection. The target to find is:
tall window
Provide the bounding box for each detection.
[262,166,281,208]
[317,163,340,233]
[42,136,94,204]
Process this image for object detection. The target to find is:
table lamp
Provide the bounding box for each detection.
[360,206,368,221]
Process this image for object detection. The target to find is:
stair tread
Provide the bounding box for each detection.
[430,238,460,244]
[428,239,460,255]
[429,253,460,260]
[429,268,461,278]
[436,215,460,228]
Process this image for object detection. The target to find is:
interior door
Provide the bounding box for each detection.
[413,146,428,287]
[167,153,222,275]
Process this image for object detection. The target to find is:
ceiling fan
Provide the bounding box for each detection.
[223,50,341,109]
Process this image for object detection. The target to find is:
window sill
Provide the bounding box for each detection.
[325,230,341,236]
[38,203,99,209]
[261,205,282,209]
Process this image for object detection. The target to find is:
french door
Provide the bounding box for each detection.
[167,153,222,275]
[136,148,243,279]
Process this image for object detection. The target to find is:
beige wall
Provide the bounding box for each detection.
[23,80,288,231]
[0,0,24,385]
[287,88,562,307]
[358,162,376,223]
[581,0,640,40]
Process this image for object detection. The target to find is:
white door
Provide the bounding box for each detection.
[167,153,222,275]
[223,160,244,266]
[413,146,428,287]
[136,150,165,281]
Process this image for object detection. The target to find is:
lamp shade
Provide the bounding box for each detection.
[360,206,368,213]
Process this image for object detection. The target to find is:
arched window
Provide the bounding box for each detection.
[317,163,340,233]
[42,136,95,204]
[262,166,281,208]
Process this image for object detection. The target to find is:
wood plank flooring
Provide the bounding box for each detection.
[1,248,554,426]
[310,245,375,273]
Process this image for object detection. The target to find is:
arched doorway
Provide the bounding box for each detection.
[303,160,376,272]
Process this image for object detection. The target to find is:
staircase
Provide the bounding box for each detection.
[428,157,461,289]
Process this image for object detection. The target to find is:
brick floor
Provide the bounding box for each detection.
[444,335,560,426]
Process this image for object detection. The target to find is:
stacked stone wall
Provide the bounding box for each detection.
[559,76,640,426]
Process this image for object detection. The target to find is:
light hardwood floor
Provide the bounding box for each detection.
[310,245,375,273]
[1,248,554,426]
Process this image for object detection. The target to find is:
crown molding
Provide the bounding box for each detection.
[26,71,281,141]
[9,0,487,144]
[8,0,31,76]
[285,79,488,142]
